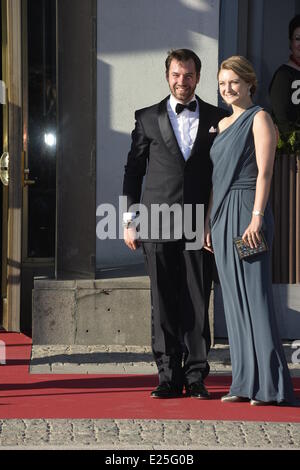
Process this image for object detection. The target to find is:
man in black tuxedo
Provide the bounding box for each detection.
[123,49,228,399]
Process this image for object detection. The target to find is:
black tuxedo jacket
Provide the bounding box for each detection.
[123,95,229,241]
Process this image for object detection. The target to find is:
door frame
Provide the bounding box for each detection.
[1,0,23,331]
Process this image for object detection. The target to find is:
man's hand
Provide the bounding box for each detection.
[124,227,141,250]
[203,222,214,253]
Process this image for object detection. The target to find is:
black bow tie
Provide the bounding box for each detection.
[175,100,197,115]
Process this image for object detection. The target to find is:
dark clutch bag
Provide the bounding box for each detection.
[233,231,268,260]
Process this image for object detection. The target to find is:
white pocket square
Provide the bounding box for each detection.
[209,126,217,133]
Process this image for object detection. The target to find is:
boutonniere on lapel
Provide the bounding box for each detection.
[208,126,218,133]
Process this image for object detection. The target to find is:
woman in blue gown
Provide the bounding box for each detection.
[204,56,295,405]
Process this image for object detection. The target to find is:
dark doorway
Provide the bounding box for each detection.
[27,0,56,258]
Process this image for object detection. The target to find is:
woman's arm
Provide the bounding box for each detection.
[242,110,277,248]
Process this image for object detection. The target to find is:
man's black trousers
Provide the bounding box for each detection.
[142,240,213,390]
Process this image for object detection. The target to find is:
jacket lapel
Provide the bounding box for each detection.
[158,96,185,164]
[188,96,208,159]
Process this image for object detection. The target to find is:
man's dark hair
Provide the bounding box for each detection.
[289,14,300,40]
[165,49,201,76]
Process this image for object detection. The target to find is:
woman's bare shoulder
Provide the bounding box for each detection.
[253,109,273,126]
[217,116,230,132]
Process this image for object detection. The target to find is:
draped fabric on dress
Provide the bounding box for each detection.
[210,105,295,403]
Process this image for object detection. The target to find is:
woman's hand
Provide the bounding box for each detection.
[242,215,263,249]
[203,222,214,253]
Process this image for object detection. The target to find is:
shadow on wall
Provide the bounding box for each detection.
[99,0,219,55]
[96,0,220,268]
[97,60,137,268]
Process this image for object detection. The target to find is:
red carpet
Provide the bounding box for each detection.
[0,332,300,421]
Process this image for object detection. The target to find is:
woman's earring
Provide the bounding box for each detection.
[248,88,251,96]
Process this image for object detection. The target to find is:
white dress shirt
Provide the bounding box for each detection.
[167,94,199,161]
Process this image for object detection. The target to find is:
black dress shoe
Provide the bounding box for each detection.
[185,381,210,399]
[150,383,183,399]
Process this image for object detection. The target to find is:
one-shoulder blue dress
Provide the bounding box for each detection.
[210,105,295,403]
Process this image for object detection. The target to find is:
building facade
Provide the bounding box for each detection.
[1,0,300,343]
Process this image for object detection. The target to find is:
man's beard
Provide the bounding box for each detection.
[171,85,195,103]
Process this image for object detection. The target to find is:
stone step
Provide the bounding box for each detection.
[32,263,215,346]
[30,342,300,376]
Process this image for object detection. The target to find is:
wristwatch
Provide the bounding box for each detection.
[123,219,136,229]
